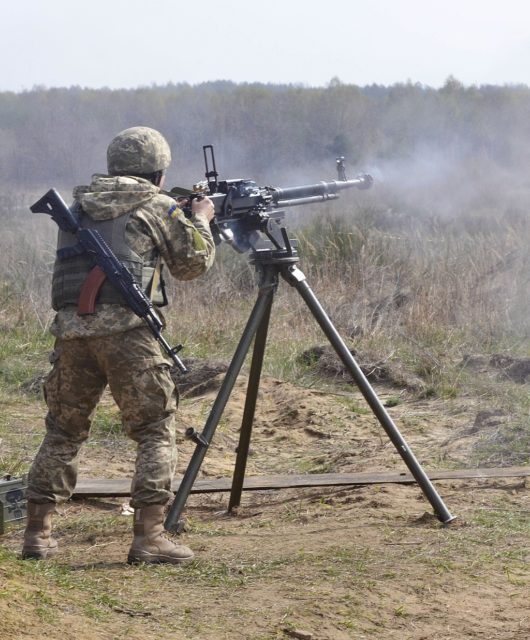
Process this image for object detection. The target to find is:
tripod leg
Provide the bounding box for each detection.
[228,290,273,512]
[283,265,456,524]
[165,282,277,532]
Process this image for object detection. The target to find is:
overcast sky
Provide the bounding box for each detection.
[2,0,530,91]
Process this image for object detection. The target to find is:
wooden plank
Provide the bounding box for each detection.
[73,466,530,498]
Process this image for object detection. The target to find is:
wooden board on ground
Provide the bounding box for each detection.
[73,466,530,498]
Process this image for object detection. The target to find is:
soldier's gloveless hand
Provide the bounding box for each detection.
[192,195,215,221]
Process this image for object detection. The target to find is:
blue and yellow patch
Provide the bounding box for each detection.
[167,203,180,219]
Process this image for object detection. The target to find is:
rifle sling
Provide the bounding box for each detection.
[146,256,162,302]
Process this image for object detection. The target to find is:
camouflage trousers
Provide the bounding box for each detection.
[27,327,178,508]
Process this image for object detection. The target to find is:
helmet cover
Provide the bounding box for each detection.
[107,126,171,175]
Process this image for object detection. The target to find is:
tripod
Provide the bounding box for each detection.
[165,235,455,532]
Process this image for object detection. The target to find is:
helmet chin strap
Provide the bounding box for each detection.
[154,170,165,187]
[110,169,166,186]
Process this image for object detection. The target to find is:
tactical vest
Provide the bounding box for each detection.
[51,207,167,311]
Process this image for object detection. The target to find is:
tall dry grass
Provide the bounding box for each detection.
[162,204,529,367]
[0,189,528,391]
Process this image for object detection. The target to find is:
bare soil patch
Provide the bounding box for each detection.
[1,369,529,639]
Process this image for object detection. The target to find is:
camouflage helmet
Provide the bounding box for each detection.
[107,126,171,175]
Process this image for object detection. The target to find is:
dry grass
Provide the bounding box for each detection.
[1,191,528,393]
[158,203,530,376]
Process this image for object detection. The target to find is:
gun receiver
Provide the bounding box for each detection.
[170,146,373,253]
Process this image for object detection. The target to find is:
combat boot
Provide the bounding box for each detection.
[127,504,194,565]
[22,502,58,560]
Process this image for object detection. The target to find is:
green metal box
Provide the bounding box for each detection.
[0,475,27,535]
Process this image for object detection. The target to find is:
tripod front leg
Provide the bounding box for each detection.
[165,281,277,533]
[228,292,273,512]
[282,264,455,524]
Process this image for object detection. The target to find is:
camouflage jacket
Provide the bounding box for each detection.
[50,174,215,339]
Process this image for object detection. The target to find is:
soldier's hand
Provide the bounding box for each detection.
[192,196,215,222]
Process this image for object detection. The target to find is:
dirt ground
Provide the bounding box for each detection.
[1,369,529,639]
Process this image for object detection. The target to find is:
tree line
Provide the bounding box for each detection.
[2,77,530,221]
[0,78,528,345]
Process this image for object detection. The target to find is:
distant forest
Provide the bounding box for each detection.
[2,77,530,218]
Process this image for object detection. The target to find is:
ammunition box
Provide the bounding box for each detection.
[0,475,27,534]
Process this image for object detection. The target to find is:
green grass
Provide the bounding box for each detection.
[408,503,530,580]
[296,458,336,475]
[1,494,529,638]
[0,325,52,393]
[0,390,43,475]
[0,455,27,477]
[336,396,372,415]
[91,404,122,439]
[471,420,530,467]
[0,544,113,619]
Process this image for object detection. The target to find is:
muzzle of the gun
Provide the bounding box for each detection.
[354,173,374,190]
[272,173,373,208]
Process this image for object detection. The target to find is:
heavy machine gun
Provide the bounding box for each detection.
[169,145,373,253]
[164,148,456,533]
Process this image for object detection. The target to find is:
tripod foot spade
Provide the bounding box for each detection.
[165,517,187,534]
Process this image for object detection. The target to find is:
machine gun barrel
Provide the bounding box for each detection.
[272,174,373,207]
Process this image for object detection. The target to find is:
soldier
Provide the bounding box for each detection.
[22,126,215,564]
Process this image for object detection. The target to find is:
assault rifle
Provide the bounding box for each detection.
[30,189,188,373]
[169,145,373,253]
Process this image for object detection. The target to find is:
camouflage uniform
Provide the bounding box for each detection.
[27,174,215,508]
